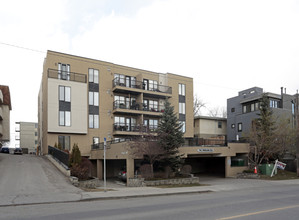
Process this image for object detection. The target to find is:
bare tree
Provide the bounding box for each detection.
[208,106,227,118]
[128,136,165,178]
[193,94,206,116]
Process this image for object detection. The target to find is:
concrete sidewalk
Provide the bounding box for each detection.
[1,177,299,207]
[79,177,299,201]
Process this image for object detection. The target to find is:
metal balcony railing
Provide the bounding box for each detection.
[112,78,172,94]
[48,69,87,83]
[113,100,165,113]
[113,123,158,133]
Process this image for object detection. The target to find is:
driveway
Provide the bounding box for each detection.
[0,153,83,206]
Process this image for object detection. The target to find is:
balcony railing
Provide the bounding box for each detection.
[112,78,172,94]
[184,138,227,147]
[91,138,132,150]
[113,100,165,113]
[112,78,143,89]
[48,69,87,83]
[113,123,158,133]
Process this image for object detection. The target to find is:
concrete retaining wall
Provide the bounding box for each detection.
[46,155,71,177]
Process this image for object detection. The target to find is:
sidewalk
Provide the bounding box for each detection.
[79,177,299,201]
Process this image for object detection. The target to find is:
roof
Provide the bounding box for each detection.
[194,116,227,121]
[0,85,12,110]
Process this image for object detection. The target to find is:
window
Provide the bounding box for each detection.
[179,103,185,114]
[179,84,185,96]
[58,136,70,150]
[149,100,158,111]
[59,111,71,126]
[218,121,222,129]
[93,137,99,145]
[89,114,99,128]
[149,119,159,131]
[231,108,235,112]
[180,121,186,133]
[251,103,255,112]
[89,92,99,106]
[89,69,99,84]
[270,99,280,109]
[58,63,70,80]
[243,105,247,113]
[238,123,242,132]
[59,86,71,102]
[149,80,158,91]
[143,79,148,90]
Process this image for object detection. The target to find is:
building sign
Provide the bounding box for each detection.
[197,148,214,153]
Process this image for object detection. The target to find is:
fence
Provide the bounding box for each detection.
[48,145,70,168]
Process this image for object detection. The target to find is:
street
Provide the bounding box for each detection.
[1,183,299,220]
[1,153,299,219]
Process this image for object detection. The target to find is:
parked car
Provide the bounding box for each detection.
[14,148,23,155]
[118,169,127,182]
[0,147,10,154]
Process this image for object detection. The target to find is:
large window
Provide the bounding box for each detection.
[179,84,185,96]
[58,136,70,150]
[89,69,99,84]
[270,99,280,108]
[149,100,158,111]
[89,114,99,128]
[149,80,158,91]
[149,119,158,131]
[59,86,71,102]
[179,102,185,114]
[59,111,71,126]
[58,63,70,80]
[89,91,99,106]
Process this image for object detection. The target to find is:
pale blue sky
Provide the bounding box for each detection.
[1,0,299,147]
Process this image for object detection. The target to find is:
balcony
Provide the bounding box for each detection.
[48,69,87,83]
[112,78,172,98]
[113,123,158,135]
[112,100,164,116]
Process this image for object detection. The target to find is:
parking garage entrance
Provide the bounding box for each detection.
[184,156,226,177]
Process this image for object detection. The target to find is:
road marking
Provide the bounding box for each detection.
[217,204,299,220]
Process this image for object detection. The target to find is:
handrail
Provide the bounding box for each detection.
[48,69,87,83]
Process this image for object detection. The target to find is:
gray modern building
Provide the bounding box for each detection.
[15,122,38,154]
[227,87,297,142]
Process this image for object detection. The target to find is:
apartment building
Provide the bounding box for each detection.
[227,87,298,142]
[0,85,12,147]
[15,122,38,154]
[38,51,194,179]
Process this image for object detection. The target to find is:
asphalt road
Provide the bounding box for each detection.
[1,153,299,220]
[1,182,299,220]
[0,153,82,205]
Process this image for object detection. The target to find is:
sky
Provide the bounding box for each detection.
[1,0,299,147]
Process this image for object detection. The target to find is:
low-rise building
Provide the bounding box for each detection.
[15,122,38,154]
[0,85,12,147]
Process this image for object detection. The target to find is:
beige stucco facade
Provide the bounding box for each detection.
[39,51,193,157]
[194,116,227,138]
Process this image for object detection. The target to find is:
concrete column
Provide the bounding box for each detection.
[97,159,103,180]
[225,156,231,178]
[126,158,135,182]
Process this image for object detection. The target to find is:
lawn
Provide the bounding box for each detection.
[260,170,299,180]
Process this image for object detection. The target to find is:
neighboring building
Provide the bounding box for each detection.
[0,85,12,147]
[227,87,297,142]
[15,122,38,154]
[38,51,194,180]
[194,116,227,139]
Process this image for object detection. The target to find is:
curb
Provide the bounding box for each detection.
[0,190,213,207]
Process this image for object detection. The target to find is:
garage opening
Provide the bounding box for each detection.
[184,156,225,177]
